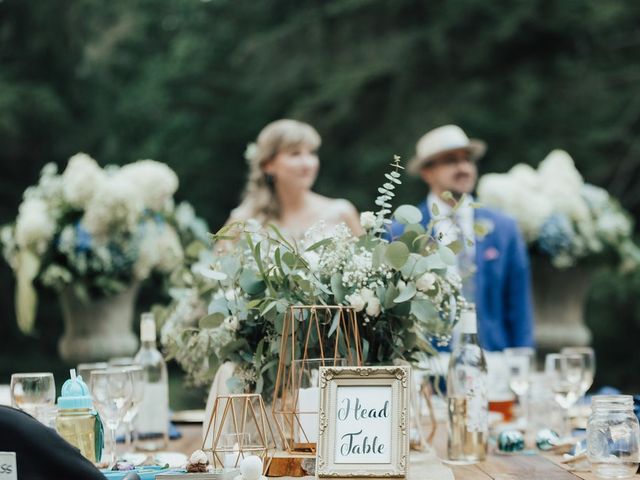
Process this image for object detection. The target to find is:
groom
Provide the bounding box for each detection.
[388,125,534,351]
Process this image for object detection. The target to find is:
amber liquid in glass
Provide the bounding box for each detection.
[489,398,515,422]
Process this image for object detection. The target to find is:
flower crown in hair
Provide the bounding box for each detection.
[244,142,259,164]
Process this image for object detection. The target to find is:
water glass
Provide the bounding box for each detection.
[545,353,585,438]
[504,347,535,425]
[561,346,595,398]
[121,365,146,451]
[219,432,251,469]
[587,395,640,478]
[10,372,56,423]
[90,369,134,468]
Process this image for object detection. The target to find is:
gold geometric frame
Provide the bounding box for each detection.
[202,393,276,472]
[272,305,363,455]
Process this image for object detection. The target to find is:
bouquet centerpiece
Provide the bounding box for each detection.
[159,156,467,396]
[1,153,209,351]
[477,149,640,271]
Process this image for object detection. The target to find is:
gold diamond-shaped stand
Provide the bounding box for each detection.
[202,393,276,472]
[272,305,363,455]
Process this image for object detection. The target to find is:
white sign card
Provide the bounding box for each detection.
[317,366,409,479]
[334,386,392,463]
[0,452,17,480]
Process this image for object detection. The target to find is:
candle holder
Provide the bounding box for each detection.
[202,393,276,473]
[272,305,363,455]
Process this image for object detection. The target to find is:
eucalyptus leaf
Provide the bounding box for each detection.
[384,241,410,270]
[239,269,266,295]
[411,300,437,322]
[385,173,402,184]
[416,254,447,273]
[208,297,230,315]
[221,256,241,278]
[199,312,226,329]
[398,230,419,252]
[372,243,386,269]
[328,310,341,338]
[447,239,463,255]
[305,238,332,252]
[282,251,298,269]
[394,284,417,303]
[400,253,420,278]
[330,273,345,302]
[404,223,426,235]
[438,245,457,266]
[393,205,423,225]
[431,202,440,216]
[383,283,400,309]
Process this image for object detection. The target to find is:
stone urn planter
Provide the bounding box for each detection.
[58,284,140,364]
[531,259,592,354]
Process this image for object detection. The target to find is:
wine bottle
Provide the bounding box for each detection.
[446,304,488,461]
[134,312,169,451]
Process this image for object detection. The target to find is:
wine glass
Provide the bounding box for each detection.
[545,353,585,438]
[121,365,146,452]
[77,362,108,382]
[561,346,595,398]
[90,369,134,468]
[504,347,535,425]
[10,372,56,423]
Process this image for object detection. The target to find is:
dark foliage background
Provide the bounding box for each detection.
[1,0,640,404]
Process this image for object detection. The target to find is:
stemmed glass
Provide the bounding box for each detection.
[121,365,146,452]
[545,353,585,438]
[561,346,595,400]
[504,347,535,426]
[10,372,56,424]
[90,369,134,468]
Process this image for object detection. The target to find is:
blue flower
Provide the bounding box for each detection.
[75,222,92,253]
[538,214,574,258]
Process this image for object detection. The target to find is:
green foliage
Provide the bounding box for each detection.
[1,0,640,390]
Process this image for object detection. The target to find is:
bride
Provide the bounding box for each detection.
[204,119,362,441]
[226,118,363,239]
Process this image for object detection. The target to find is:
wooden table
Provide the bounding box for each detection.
[169,424,638,479]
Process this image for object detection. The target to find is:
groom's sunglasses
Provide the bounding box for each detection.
[423,150,476,169]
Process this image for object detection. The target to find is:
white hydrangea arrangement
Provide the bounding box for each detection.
[159,157,466,393]
[477,149,640,269]
[1,153,209,333]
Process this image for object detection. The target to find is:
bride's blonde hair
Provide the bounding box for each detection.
[236,119,321,223]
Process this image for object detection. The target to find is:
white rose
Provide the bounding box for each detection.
[416,272,437,292]
[360,287,375,302]
[365,297,381,317]
[14,198,56,253]
[62,153,105,209]
[360,211,377,230]
[345,293,365,312]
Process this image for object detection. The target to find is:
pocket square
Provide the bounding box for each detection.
[484,247,500,261]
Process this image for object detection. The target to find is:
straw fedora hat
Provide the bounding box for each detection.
[407,125,487,174]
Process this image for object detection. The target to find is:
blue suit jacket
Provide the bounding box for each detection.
[388,200,535,351]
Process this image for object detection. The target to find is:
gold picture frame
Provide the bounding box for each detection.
[316,366,410,479]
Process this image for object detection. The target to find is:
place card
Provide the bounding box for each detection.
[0,452,17,480]
[316,366,409,479]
